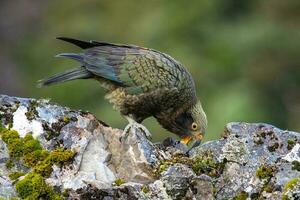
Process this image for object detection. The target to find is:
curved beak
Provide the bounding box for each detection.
[180,132,203,145]
[181,135,193,145]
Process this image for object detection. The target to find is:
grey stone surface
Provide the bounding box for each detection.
[0,95,300,199]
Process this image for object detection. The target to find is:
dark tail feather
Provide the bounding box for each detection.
[56,53,83,62]
[57,37,97,49]
[37,67,92,87]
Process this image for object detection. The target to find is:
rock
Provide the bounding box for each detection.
[0,95,300,199]
[190,122,300,199]
[161,163,196,199]
[192,174,214,200]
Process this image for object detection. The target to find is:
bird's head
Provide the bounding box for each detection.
[160,100,207,146]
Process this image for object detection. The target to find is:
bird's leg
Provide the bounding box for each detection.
[120,116,152,142]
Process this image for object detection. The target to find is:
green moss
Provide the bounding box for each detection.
[282,178,299,200]
[15,173,62,200]
[0,122,5,132]
[156,163,167,175]
[256,164,276,180]
[5,159,15,169]
[62,189,71,197]
[282,195,289,200]
[263,184,273,193]
[192,151,226,177]
[23,149,49,167]
[23,134,42,153]
[114,178,125,186]
[141,185,150,193]
[1,129,24,158]
[292,161,300,171]
[34,148,75,177]
[9,171,26,181]
[232,191,248,200]
[154,151,226,178]
[287,139,296,150]
[154,154,194,176]
[1,130,75,199]
[284,178,299,191]
[1,130,44,161]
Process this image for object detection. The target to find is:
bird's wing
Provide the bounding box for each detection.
[57,38,194,95]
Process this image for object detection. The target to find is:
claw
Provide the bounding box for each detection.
[120,120,152,143]
[137,124,152,140]
[119,124,131,142]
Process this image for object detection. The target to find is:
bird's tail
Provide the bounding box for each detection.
[37,67,92,87]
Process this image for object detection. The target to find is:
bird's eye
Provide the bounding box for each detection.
[191,122,198,131]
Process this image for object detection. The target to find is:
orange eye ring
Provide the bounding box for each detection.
[191,122,198,131]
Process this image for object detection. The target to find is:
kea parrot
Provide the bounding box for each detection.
[38,37,207,148]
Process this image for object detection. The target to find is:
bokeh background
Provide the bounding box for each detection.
[0,0,299,142]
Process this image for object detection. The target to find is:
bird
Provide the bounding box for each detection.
[38,37,207,147]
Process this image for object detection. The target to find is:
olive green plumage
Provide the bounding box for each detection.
[39,37,207,140]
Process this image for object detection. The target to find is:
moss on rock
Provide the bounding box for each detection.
[141,185,150,193]
[8,171,26,181]
[292,161,300,171]
[232,191,248,200]
[282,178,300,200]
[154,150,226,179]
[284,178,299,191]
[256,164,276,180]
[5,159,15,169]
[114,178,125,186]
[15,173,62,200]
[0,127,75,199]
[287,139,296,150]
[192,151,226,177]
[34,148,75,177]
[154,154,194,176]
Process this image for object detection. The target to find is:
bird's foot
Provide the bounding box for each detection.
[120,122,152,143]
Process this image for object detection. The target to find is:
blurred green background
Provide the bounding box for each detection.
[0,0,299,142]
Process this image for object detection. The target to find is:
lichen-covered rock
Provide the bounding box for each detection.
[190,122,300,199]
[161,163,196,199]
[0,95,300,200]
